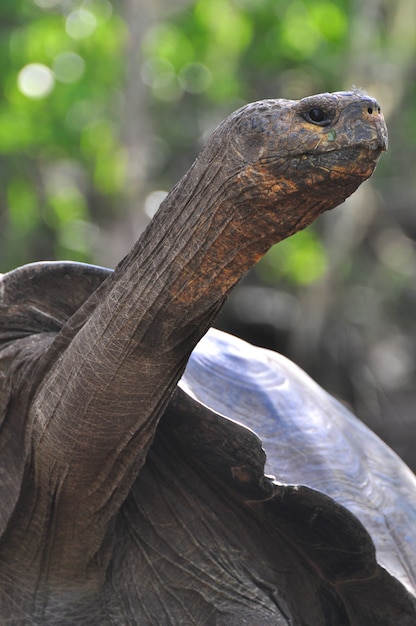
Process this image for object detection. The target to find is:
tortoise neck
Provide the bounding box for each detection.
[21,145,290,577]
[113,156,279,348]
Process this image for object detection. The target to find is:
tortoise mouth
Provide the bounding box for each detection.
[279,145,383,187]
[304,137,386,158]
[303,144,384,173]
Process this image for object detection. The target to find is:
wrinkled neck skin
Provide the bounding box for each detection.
[0,96,383,591]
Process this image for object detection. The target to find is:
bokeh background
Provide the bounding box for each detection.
[1,0,416,468]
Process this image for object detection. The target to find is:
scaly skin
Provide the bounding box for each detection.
[0,91,389,623]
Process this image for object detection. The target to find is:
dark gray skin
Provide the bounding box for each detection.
[1,90,410,625]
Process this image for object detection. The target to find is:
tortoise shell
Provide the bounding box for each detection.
[1,261,415,624]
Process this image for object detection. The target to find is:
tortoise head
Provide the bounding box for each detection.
[198,90,388,240]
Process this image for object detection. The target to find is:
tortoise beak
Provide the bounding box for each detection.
[357,97,388,152]
[334,95,388,154]
[367,103,388,152]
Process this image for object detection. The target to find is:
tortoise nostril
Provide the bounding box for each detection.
[367,104,381,115]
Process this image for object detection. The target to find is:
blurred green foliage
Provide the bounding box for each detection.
[0,0,126,268]
[1,0,416,464]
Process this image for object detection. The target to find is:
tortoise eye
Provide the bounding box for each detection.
[305,108,331,126]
